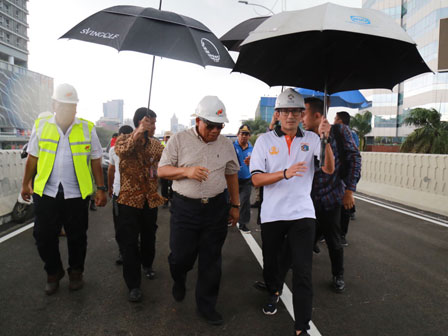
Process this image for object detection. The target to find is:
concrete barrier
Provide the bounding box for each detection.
[0,150,26,223]
[357,152,448,216]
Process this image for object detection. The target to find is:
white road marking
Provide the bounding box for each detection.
[354,195,448,228]
[239,228,322,336]
[0,223,34,244]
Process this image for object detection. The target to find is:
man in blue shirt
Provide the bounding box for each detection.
[233,124,253,233]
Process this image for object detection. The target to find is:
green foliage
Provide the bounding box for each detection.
[400,108,448,154]
[241,118,270,136]
[350,111,372,151]
[95,127,116,148]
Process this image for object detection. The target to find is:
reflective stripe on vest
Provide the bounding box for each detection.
[33,117,94,199]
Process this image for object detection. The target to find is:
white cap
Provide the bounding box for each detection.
[52,83,79,104]
[193,96,229,123]
[275,88,305,110]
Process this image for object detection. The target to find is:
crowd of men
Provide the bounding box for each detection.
[21,83,361,336]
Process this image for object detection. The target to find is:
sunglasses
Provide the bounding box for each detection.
[240,132,250,136]
[200,118,224,130]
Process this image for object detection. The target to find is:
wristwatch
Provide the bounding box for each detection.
[97,186,108,192]
[230,203,240,209]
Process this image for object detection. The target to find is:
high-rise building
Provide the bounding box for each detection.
[0,0,29,68]
[362,0,448,140]
[103,99,123,124]
[255,97,276,123]
[171,113,178,133]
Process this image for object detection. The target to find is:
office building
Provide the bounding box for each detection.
[362,0,448,139]
[255,97,276,123]
[171,113,178,133]
[103,99,123,124]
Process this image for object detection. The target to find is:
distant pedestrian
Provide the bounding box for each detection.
[108,125,134,265]
[233,124,253,233]
[114,108,165,302]
[158,96,240,326]
[21,83,107,295]
[250,88,334,336]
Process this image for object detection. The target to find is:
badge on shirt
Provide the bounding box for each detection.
[269,146,279,155]
[301,143,310,152]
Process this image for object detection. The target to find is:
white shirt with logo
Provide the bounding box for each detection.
[27,117,102,199]
[250,128,321,224]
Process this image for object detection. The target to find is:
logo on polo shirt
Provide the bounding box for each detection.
[269,146,279,155]
[301,143,309,152]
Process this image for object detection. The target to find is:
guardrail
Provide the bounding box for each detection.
[357,152,448,216]
[0,150,25,223]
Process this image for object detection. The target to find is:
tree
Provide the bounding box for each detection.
[400,108,448,154]
[350,111,372,151]
[241,117,270,145]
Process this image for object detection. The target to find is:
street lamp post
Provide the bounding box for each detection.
[238,1,275,15]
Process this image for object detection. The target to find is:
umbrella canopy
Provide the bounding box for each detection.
[296,88,371,109]
[60,5,235,69]
[233,3,432,94]
[220,16,269,52]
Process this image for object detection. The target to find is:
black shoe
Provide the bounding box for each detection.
[115,253,123,265]
[45,269,65,295]
[239,224,251,234]
[89,201,97,211]
[332,275,345,293]
[340,236,348,247]
[172,281,186,302]
[294,331,310,336]
[68,270,84,291]
[128,288,142,302]
[143,267,156,280]
[198,309,223,325]
[253,280,268,292]
[313,244,320,254]
[262,293,280,315]
[350,212,356,220]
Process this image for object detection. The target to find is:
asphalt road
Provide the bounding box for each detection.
[1,195,447,336]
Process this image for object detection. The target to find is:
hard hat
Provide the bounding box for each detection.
[52,83,79,104]
[164,131,173,137]
[274,88,305,110]
[193,96,229,123]
[37,111,53,118]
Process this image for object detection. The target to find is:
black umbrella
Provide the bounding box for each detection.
[220,16,269,52]
[233,3,432,96]
[60,5,235,106]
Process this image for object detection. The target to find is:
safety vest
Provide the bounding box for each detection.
[33,116,95,199]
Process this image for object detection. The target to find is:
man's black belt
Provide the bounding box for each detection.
[173,191,225,205]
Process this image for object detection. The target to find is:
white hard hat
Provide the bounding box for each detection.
[193,96,229,123]
[52,83,79,104]
[275,88,305,110]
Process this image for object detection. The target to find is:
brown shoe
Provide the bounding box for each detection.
[68,270,84,291]
[45,269,65,295]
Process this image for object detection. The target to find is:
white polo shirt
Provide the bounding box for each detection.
[108,146,121,196]
[27,116,103,199]
[250,127,321,224]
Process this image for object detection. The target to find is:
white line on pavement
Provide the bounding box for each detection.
[239,228,322,336]
[0,222,34,244]
[354,195,448,228]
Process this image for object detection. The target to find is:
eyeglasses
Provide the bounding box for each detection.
[279,109,303,117]
[200,118,224,130]
[240,132,250,136]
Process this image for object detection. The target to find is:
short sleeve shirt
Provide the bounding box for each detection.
[158,127,240,199]
[108,147,121,196]
[250,127,321,223]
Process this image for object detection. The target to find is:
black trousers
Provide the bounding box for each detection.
[315,206,344,276]
[340,205,355,237]
[161,178,173,200]
[168,192,228,314]
[261,218,315,331]
[33,193,89,275]
[116,203,158,290]
[112,195,121,254]
[238,179,252,226]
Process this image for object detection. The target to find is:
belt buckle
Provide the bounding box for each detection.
[201,197,209,204]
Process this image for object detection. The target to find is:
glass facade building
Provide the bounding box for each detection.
[362,0,448,138]
[255,97,276,123]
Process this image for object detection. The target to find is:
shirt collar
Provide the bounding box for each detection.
[273,125,304,138]
[47,116,81,125]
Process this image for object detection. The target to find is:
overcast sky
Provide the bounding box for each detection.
[27,0,361,134]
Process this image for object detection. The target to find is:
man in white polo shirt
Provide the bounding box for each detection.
[250,88,334,336]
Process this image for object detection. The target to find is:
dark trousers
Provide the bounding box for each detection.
[161,178,173,200]
[112,195,121,253]
[315,206,344,276]
[238,179,252,226]
[340,205,355,237]
[32,193,89,275]
[168,192,228,313]
[261,218,315,331]
[116,203,158,290]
